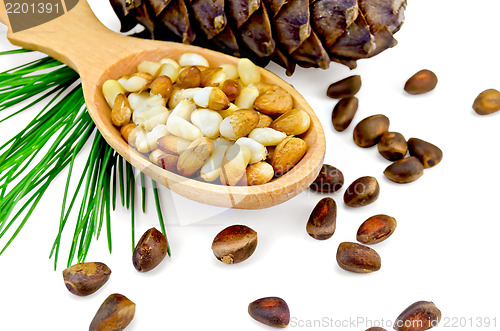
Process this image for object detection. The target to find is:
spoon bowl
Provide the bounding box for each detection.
[0,0,325,209]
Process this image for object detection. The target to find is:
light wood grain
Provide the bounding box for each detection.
[0,3,7,26]
[0,0,325,209]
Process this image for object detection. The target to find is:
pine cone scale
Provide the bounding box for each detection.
[310,0,359,49]
[191,0,227,40]
[239,5,276,57]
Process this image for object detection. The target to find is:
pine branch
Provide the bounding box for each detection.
[0,50,171,269]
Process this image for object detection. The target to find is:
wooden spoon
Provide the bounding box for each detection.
[0,0,325,209]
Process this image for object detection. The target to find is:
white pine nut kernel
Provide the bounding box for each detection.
[210,70,227,86]
[220,63,239,80]
[168,86,183,109]
[178,53,209,67]
[193,87,213,108]
[120,123,140,147]
[228,103,239,111]
[174,137,193,153]
[160,58,180,69]
[141,109,170,131]
[180,88,202,101]
[148,94,167,107]
[238,58,260,86]
[219,116,237,140]
[213,137,233,149]
[248,128,287,146]
[102,79,124,108]
[170,99,196,120]
[200,145,229,182]
[135,124,168,153]
[158,63,180,83]
[158,135,192,154]
[167,115,203,141]
[151,124,169,138]
[235,85,259,109]
[201,68,227,87]
[127,92,150,111]
[235,137,267,164]
[118,75,149,92]
[133,94,166,110]
[191,108,223,139]
[220,144,251,186]
[138,61,162,77]
[133,105,169,128]
[133,129,147,151]
[219,103,239,118]
[149,149,166,165]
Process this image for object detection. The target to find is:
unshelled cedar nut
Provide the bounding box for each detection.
[89,294,135,331]
[378,132,408,161]
[353,115,390,148]
[111,94,132,127]
[256,112,273,128]
[220,79,241,102]
[177,137,212,176]
[407,138,443,168]
[326,75,361,99]
[220,144,251,186]
[394,301,442,331]
[157,153,179,172]
[310,164,344,193]
[473,89,500,115]
[176,66,201,88]
[331,96,358,131]
[307,197,337,240]
[271,109,311,136]
[150,75,173,99]
[404,69,438,95]
[207,87,230,110]
[271,136,307,176]
[200,67,224,87]
[336,242,381,273]
[254,86,294,116]
[366,328,387,331]
[266,146,275,162]
[62,262,111,296]
[157,135,191,155]
[120,123,137,146]
[222,109,260,139]
[248,297,290,328]
[132,227,168,272]
[246,162,274,185]
[343,176,380,207]
[384,156,424,184]
[211,225,257,264]
[357,215,397,245]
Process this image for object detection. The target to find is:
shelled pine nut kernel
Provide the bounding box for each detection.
[102,55,311,186]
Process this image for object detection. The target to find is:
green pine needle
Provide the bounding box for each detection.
[0,50,172,269]
[140,172,146,213]
[128,162,136,251]
[152,180,171,257]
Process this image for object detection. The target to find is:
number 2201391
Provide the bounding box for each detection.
[5,2,60,14]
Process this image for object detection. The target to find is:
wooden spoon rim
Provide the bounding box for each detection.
[89,46,325,207]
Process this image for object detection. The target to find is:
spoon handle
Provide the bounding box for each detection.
[0,0,134,79]
[0,1,7,25]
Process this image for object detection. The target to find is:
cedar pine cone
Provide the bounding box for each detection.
[110,0,407,75]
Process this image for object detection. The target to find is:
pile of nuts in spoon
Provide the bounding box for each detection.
[102,54,311,186]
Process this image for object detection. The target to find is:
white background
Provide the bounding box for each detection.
[1,0,499,330]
